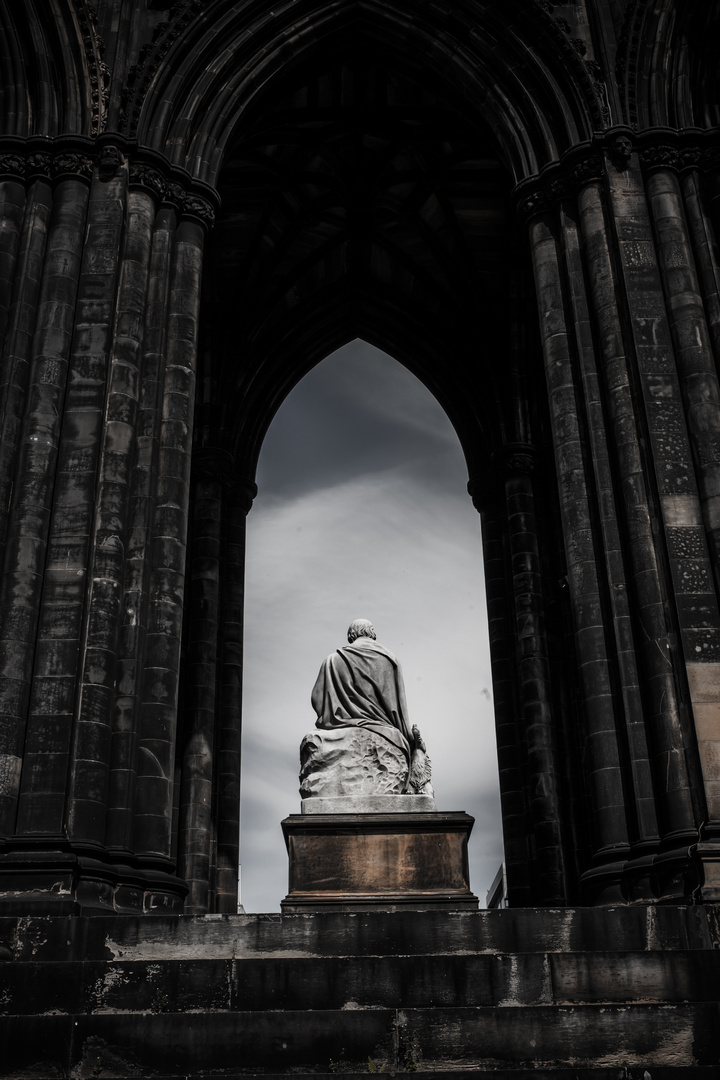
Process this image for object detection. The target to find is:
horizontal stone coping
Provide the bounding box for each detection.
[300,795,438,814]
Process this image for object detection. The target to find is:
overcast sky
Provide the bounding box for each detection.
[240,340,503,912]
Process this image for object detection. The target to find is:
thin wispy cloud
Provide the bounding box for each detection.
[241,341,503,912]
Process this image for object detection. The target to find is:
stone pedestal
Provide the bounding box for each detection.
[281,810,478,912]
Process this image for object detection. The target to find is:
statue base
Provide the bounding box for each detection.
[301,793,436,814]
[280,811,478,912]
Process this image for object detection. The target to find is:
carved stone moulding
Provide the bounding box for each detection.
[119,0,205,137]
[0,136,220,230]
[514,141,604,223]
[190,447,258,511]
[0,842,188,916]
[126,145,219,228]
[515,128,720,224]
[467,442,538,511]
[0,137,95,183]
[637,129,720,175]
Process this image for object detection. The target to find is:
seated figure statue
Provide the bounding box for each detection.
[299,619,434,804]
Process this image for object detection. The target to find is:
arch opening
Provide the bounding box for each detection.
[239,341,502,912]
[180,27,568,914]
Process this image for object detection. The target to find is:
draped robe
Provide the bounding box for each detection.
[310,636,414,764]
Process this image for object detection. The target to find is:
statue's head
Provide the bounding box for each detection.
[347,618,376,643]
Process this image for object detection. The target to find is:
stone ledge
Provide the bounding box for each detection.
[300,794,437,814]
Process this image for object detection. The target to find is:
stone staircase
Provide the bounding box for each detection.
[1,906,719,1077]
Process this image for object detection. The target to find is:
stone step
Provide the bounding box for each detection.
[2,951,720,1014]
[1,908,718,1076]
[1,906,717,962]
[1,1004,718,1077]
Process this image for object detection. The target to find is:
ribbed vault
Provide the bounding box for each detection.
[0,0,106,137]
[129,0,605,186]
[617,0,720,128]
[198,41,545,483]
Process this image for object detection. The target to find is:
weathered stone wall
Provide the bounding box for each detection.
[1,907,719,1076]
[0,0,719,917]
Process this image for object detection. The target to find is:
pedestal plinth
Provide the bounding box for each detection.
[281,810,478,912]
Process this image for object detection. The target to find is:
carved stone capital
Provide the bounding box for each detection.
[191,448,235,484]
[226,477,258,514]
[637,131,720,176]
[52,152,94,182]
[515,149,603,224]
[191,449,257,512]
[0,154,26,180]
[128,159,217,229]
[467,444,537,511]
[128,162,166,199]
[499,445,537,476]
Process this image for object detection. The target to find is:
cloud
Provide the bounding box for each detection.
[240,341,503,912]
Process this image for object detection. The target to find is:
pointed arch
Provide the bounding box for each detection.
[127,0,606,186]
[0,0,107,138]
[617,0,720,129]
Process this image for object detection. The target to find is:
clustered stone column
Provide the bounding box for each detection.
[0,140,226,913]
[509,129,720,903]
[178,449,256,914]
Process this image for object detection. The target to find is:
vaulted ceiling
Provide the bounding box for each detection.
[202,44,535,477]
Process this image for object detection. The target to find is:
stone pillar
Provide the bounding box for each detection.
[0,174,52,575]
[178,457,255,914]
[178,448,228,913]
[107,197,175,859]
[570,184,660,899]
[0,143,217,914]
[133,214,205,872]
[503,448,569,904]
[606,143,708,899]
[0,165,91,837]
[643,156,720,898]
[530,207,632,902]
[214,477,255,912]
[517,134,718,903]
[470,479,534,906]
[472,441,573,907]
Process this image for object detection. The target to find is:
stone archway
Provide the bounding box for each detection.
[0,0,718,917]
[176,29,591,912]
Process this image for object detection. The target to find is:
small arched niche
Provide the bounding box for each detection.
[239,340,503,912]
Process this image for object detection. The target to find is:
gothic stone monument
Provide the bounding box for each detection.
[282,620,477,911]
[0,0,720,1075]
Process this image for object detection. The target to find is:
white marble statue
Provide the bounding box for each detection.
[299,620,434,805]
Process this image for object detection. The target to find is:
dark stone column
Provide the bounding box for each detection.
[107,200,174,856]
[603,149,705,898]
[0,173,90,836]
[0,178,51,583]
[134,217,205,869]
[469,479,533,906]
[214,477,255,912]
[178,448,228,913]
[683,170,720,372]
[66,167,152,847]
[530,208,631,903]
[0,180,26,353]
[15,164,125,840]
[570,185,660,899]
[178,456,256,914]
[503,446,568,905]
[645,164,720,897]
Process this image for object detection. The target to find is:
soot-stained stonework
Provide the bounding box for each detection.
[0,0,719,926]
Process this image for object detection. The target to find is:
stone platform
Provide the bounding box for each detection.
[0,907,719,1076]
[281,810,477,911]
